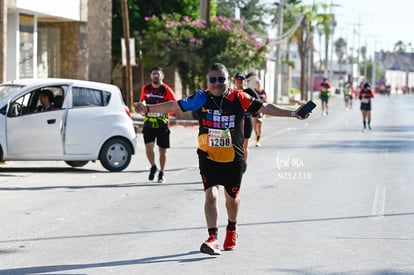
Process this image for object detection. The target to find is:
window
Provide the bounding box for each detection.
[8,93,32,117]
[72,87,111,107]
[19,14,35,79]
[6,86,66,117]
[35,87,65,110]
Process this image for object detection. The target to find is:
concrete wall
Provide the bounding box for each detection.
[87,0,112,83]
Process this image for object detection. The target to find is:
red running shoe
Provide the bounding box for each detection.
[200,235,222,255]
[223,229,237,250]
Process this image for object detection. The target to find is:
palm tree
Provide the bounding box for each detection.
[334,37,347,73]
[295,3,318,100]
[316,23,325,71]
[315,3,334,77]
[394,40,406,54]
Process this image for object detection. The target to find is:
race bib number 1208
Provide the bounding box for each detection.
[208,128,232,147]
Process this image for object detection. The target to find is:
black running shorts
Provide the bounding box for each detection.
[360,102,371,111]
[142,126,171,148]
[199,157,246,198]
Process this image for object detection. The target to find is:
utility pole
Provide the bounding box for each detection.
[200,0,210,27]
[200,0,211,88]
[366,35,380,89]
[349,21,361,87]
[121,0,133,110]
[364,36,368,80]
[328,1,340,82]
[273,0,284,104]
[356,18,361,86]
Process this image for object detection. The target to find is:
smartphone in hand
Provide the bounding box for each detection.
[297,100,316,118]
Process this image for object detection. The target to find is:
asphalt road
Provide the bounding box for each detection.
[1,94,414,275]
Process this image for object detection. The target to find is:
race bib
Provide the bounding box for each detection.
[208,128,232,147]
[147,112,163,117]
[361,98,370,104]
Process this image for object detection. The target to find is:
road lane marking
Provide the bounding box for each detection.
[371,186,386,217]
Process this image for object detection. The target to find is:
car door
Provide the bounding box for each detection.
[63,86,111,156]
[6,92,64,158]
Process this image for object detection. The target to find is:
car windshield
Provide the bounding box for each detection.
[0,84,24,101]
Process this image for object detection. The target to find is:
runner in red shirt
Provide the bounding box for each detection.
[139,67,177,182]
[358,82,375,131]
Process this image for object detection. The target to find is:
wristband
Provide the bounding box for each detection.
[291,111,296,117]
[146,106,150,113]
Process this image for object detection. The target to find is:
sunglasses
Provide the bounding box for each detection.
[209,76,226,84]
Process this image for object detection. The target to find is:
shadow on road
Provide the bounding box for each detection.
[0,167,104,173]
[1,211,413,245]
[0,251,213,275]
[311,139,414,153]
[0,180,202,191]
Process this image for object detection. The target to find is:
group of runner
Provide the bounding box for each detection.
[319,78,375,131]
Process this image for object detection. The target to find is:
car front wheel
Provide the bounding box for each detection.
[99,138,132,172]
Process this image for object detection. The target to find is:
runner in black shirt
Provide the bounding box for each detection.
[134,63,310,256]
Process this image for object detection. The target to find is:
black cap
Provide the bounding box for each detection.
[363,82,371,89]
[234,72,246,80]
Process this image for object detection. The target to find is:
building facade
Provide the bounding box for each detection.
[0,0,112,83]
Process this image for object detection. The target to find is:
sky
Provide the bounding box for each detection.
[265,0,414,55]
[317,0,413,53]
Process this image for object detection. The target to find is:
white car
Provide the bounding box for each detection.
[0,78,137,172]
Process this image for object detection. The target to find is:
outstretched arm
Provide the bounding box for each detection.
[134,90,207,114]
[133,100,182,114]
[258,103,309,119]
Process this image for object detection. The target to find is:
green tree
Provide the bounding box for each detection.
[216,0,270,36]
[142,13,268,95]
[112,0,200,61]
[214,0,235,17]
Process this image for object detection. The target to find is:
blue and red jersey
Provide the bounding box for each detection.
[178,89,263,163]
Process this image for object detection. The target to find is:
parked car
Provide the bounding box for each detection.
[0,78,137,172]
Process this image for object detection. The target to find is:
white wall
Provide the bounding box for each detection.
[15,0,81,21]
[385,70,414,93]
